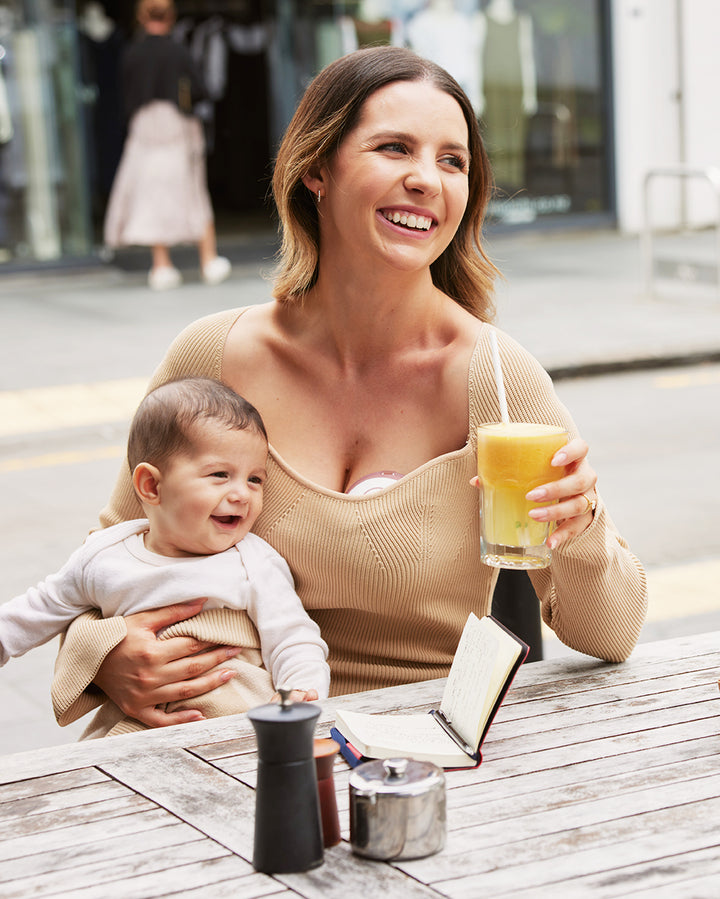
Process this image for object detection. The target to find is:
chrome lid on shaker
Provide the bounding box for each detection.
[349,757,445,795]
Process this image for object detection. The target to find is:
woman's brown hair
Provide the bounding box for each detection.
[272,45,497,321]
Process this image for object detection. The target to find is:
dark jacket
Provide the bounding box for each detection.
[122,33,207,120]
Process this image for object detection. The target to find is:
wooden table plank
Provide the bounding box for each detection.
[0,767,108,802]
[0,796,169,860]
[404,794,720,894]
[0,822,205,881]
[1,838,238,899]
[173,876,291,899]
[100,747,256,859]
[512,843,720,899]
[445,734,720,810]
[0,779,142,825]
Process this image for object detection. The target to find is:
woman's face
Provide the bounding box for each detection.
[315,80,470,276]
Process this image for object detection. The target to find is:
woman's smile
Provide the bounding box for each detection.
[381,209,434,232]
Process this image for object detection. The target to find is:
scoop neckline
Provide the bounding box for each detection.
[266,441,474,501]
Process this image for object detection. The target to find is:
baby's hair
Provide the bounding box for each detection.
[127,377,267,473]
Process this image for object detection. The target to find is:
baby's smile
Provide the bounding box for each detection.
[212,514,241,528]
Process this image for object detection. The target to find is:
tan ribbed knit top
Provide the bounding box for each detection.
[55,307,647,715]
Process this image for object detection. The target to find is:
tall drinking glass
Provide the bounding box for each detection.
[476,423,569,569]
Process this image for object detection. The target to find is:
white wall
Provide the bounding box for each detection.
[612,0,720,232]
[681,0,720,222]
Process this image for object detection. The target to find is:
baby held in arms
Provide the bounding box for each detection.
[0,378,329,736]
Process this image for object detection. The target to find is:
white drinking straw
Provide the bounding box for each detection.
[489,329,509,423]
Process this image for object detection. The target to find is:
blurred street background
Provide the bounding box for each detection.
[1,226,719,755]
[2,1,720,755]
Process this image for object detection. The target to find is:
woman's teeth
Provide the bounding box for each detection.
[383,211,432,230]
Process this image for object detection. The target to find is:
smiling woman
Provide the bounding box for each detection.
[51,47,647,737]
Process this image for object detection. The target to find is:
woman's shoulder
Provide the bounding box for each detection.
[471,324,552,381]
[223,301,284,359]
[468,324,565,426]
[155,307,259,383]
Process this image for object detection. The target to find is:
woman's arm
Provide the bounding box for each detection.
[54,599,243,728]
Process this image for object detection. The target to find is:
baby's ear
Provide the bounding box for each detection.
[132,462,162,505]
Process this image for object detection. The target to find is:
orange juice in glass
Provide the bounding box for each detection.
[476,423,569,569]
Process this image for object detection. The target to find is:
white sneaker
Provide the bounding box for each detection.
[148,266,182,291]
[202,256,231,286]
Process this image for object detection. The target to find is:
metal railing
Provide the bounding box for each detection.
[641,165,720,299]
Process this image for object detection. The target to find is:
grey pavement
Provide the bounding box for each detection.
[1,225,719,756]
[3,225,719,386]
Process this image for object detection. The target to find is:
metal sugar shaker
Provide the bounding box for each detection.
[349,757,446,860]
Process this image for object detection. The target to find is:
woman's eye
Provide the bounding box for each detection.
[442,154,468,172]
[377,141,406,154]
[211,471,229,479]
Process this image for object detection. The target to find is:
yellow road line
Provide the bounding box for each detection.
[0,378,147,437]
[0,446,124,473]
[655,368,720,389]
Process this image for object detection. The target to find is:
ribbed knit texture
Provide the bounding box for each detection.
[55,607,275,736]
[53,309,647,732]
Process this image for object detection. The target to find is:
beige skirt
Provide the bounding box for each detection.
[104,101,213,248]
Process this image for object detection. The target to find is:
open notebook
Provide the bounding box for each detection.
[332,613,528,769]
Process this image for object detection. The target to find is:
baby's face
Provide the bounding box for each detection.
[145,422,268,557]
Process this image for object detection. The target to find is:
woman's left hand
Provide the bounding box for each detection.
[525,436,598,549]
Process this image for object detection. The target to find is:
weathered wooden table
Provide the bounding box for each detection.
[1,630,719,898]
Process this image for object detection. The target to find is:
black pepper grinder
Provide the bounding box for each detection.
[248,689,324,873]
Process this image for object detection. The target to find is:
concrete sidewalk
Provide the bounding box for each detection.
[485,227,720,377]
[5,225,719,384]
[1,226,719,756]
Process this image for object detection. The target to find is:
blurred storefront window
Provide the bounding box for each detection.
[0,0,92,265]
[0,0,611,269]
[320,0,611,228]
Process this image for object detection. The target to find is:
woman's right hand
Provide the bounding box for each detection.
[93,599,241,728]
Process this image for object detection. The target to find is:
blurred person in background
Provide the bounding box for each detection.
[103,0,230,290]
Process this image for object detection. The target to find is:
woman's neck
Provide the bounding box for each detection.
[298,267,450,368]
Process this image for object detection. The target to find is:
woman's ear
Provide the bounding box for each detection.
[301,165,324,199]
[132,462,162,505]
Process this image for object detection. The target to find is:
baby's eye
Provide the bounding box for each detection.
[211,471,229,479]
[249,475,265,486]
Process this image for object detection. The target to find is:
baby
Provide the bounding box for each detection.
[0,377,329,734]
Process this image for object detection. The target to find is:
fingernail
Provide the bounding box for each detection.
[220,669,236,682]
[553,452,567,466]
[526,488,546,501]
[225,647,241,659]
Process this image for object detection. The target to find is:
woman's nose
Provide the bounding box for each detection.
[404,155,441,196]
